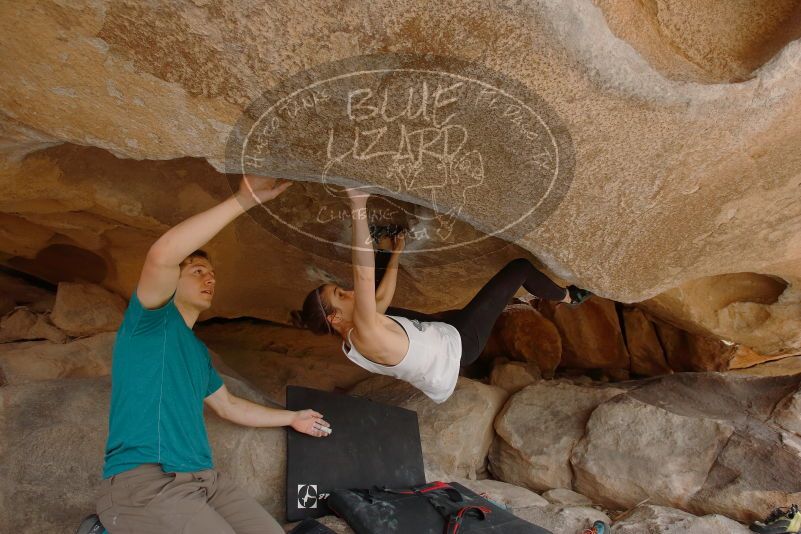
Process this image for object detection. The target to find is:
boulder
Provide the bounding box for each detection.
[0,375,285,533]
[621,306,671,377]
[772,386,801,436]
[515,505,611,534]
[50,282,126,337]
[641,272,801,357]
[571,373,801,522]
[482,304,562,376]
[572,394,735,510]
[349,376,506,479]
[686,430,801,523]
[489,360,542,395]
[489,371,801,522]
[451,477,549,511]
[0,309,32,341]
[654,319,737,372]
[0,308,67,344]
[541,488,593,507]
[537,298,630,370]
[489,381,625,491]
[612,504,751,534]
[0,332,114,384]
[0,271,54,311]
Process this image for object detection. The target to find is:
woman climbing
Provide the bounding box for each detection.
[294,190,591,403]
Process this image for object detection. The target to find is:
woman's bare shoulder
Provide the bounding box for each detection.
[351,315,408,364]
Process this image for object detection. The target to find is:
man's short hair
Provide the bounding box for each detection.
[179,249,211,269]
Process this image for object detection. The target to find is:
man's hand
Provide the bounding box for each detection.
[237,174,293,210]
[290,409,332,438]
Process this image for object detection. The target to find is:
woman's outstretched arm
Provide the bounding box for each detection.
[375,234,404,313]
[347,189,378,329]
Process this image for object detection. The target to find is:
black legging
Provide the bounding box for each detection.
[381,257,567,366]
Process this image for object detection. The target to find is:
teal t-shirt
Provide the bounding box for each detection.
[102,291,224,478]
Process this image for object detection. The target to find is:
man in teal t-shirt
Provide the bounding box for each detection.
[103,286,228,479]
[96,175,331,534]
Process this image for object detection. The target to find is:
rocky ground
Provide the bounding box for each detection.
[2,277,801,533]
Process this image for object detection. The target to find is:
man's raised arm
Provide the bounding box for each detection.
[137,176,291,308]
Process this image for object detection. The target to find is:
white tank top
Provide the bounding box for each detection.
[342,315,462,404]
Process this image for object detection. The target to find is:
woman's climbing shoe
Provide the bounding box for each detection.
[566,285,593,306]
[750,504,801,533]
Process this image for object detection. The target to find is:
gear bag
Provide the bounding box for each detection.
[327,481,552,534]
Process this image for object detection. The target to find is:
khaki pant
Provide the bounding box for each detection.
[96,463,284,534]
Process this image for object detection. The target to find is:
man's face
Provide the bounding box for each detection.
[176,257,215,311]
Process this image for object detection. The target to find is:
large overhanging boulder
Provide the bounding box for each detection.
[1,1,800,354]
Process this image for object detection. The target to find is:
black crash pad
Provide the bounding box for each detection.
[285,386,426,521]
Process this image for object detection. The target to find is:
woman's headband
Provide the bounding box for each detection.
[315,287,333,335]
